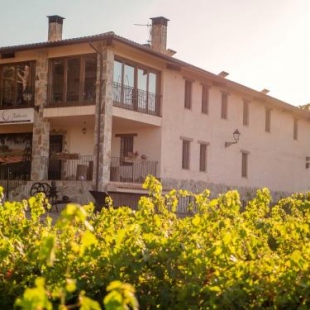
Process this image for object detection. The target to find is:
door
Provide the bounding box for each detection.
[48,135,63,180]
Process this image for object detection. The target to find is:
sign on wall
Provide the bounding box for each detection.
[0,108,34,125]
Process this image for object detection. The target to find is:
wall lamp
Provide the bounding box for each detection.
[306,157,310,169]
[225,129,241,148]
[82,121,87,135]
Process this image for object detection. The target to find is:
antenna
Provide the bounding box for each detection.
[134,23,151,45]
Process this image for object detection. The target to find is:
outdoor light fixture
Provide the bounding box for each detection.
[306,156,310,169]
[225,129,241,148]
[82,122,87,135]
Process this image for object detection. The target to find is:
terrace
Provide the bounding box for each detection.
[0,155,158,183]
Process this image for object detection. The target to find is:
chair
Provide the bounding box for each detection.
[89,190,110,212]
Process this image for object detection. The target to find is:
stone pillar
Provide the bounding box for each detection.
[93,43,114,191]
[94,45,114,191]
[31,51,50,181]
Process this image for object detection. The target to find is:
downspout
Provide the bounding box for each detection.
[89,41,103,191]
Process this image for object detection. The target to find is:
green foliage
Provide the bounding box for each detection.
[2,177,310,309]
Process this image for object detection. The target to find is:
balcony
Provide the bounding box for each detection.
[48,155,158,182]
[0,86,35,109]
[46,84,96,108]
[0,154,158,184]
[110,157,158,183]
[113,82,161,116]
[47,155,158,183]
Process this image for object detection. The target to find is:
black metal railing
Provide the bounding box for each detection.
[46,84,96,107]
[48,154,94,181]
[0,155,158,184]
[110,157,158,183]
[0,86,35,109]
[113,82,161,116]
[0,161,31,181]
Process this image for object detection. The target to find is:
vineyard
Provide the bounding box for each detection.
[1,175,310,309]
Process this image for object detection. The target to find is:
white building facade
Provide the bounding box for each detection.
[0,15,309,206]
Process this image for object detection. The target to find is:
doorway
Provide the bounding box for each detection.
[48,135,63,180]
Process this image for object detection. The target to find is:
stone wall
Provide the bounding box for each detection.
[8,180,97,206]
[161,177,291,203]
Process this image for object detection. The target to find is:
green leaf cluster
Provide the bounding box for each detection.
[2,176,310,309]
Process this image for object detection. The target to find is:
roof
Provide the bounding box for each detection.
[0,31,309,119]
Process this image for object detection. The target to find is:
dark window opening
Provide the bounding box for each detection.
[199,143,208,172]
[202,85,209,114]
[182,140,190,170]
[221,93,228,119]
[241,152,248,178]
[49,54,97,105]
[184,80,192,109]
[0,61,35,108]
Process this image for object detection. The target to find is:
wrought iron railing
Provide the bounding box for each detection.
[48,154,94,181]
[110,157,158,183]
[0,86,35,109]
[113,82,161,116]
[0,155,158,184]
[49,155,157,182]
[46,84,96,107]
[0,161,31,181]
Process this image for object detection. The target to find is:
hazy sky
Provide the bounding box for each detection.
[1,0,310,106]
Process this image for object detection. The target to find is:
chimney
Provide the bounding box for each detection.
[261,89,270,95]
[150,16,169,54]
[218,71,229,78]
[47,15,65,42]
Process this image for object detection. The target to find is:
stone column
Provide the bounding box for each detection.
[31,51,50,181]
[93,42,114,191]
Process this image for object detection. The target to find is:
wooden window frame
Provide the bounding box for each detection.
[221,92,228,119]
[181,138,192,170]
[293,118,298,141]
[49,54,97,104]
[243,99,249,126]
[0,61,36,107]
[115,133,138,163]
[201,84,209,114]
[265,108,271,133]
[199,142,208,172]
[241,151,249,178]
[184,79,192,109]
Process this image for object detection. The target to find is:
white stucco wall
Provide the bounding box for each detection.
[111,123,161,163]
[160,68,310,193]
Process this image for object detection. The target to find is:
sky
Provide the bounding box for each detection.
[1,0,310,106]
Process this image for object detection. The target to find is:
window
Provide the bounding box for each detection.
[184,79,192,109]
[113,59,159,115]
[221,92,228,119]
[199,143,208,172]
[49,54,97,104]
[182,139,191,169]
[293,119,298,140]
[243,100,249,126]
[265,108,271,132]
[120,136,134,159]
[241,151,248,178]
[115,133,138,166]
[201,85,209,114]
[0,61,35,108]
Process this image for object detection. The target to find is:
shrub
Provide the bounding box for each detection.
[1,177,310,309]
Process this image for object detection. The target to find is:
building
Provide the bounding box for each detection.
[0,15,310,208]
